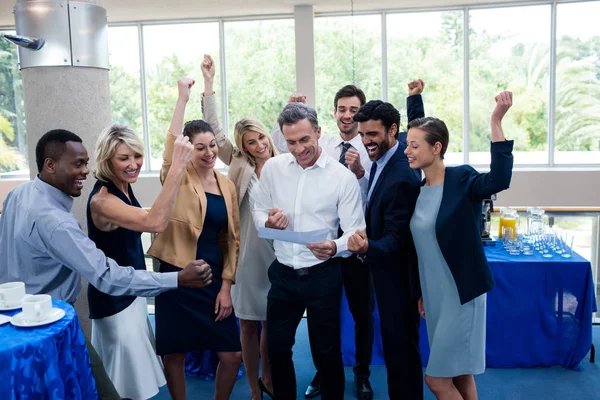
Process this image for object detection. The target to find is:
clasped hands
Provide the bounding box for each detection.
[266,208,337,260]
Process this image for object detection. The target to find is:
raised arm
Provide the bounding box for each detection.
[469,91,514,200]
[407,79,425,123]
[201,54,235,165]
[270,94,307,154]
[90,136,194,233]
[161,78,195,183]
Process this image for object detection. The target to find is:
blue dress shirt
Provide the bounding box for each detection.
[0,177,177,304]
[367,141,400,205]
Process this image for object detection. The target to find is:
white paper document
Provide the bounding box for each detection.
[258,227,330,245]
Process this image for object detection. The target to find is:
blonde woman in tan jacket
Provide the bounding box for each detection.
[148,78,241,400]
[201,54,277,400]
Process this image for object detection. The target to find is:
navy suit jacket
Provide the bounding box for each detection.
[365,143,422,300]
[433,140,514,304]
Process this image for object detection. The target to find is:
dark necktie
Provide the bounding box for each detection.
[367,161,378,194]
[339,142,352,167]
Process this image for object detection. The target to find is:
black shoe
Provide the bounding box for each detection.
[355,376,373,400]
[258,377,275,399]
[304,372,321,398]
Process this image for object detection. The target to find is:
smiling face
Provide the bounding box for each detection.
[358,119,397,161]
[47,141,90,197]
[191,131,218,169]
[109,142,143,185]
[242,130,271,161]
[334,96,362,136]
[404,127,439,169]
[283,118,322,169]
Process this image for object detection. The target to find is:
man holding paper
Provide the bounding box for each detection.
[253,102,365,400]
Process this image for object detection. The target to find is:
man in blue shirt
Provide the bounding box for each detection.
[348,101,423,399]
[0,129,213,399]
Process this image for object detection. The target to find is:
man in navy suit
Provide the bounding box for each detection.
[347,100,423,399]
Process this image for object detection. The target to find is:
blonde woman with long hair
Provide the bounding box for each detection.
[87,124,193,399]
[202,54,277,400]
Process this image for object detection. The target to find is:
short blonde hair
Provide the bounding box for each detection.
[94,124,144,182]
[233,118,277,166]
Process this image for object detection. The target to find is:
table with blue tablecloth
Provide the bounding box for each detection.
[340,245,597,370]
[0,299,97,399]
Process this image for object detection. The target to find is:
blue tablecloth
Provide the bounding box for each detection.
[341,245,597,370]
[0,299,97,399]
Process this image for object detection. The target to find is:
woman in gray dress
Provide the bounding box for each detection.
[405,91,514,399]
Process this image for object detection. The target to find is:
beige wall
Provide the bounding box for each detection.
[2,169,600,211]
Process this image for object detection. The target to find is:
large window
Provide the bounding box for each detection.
[0,30,27,177]
[142,23,221,169]
[314,15,382,137]
[387,11,464,165]
[224,19,296,134]
[555,1,600,164]
[469,5,551,165]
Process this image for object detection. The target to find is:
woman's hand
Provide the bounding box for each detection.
[215,286,233,322]
[201,54,216,82]
[418,297,425,319]
[177,78,195,103]
[491,91,513,124]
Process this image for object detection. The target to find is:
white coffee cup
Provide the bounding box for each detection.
[0,281,27,307]
[22,294,53,322]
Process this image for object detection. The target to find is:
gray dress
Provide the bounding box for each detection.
[231,173,275,320]
[409,184,487,378]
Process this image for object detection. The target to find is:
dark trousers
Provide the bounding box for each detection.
[308,255,374,381]
[267,259,345,400]
[371,264,423,400]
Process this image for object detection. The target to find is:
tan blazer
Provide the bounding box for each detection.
[202,94,255,205]
[147,133,240,282]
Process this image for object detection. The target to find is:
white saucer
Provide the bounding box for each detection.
[0,303,22,311]
[0,295,32,311]
[0,314,11,325]
[10,308,66,328]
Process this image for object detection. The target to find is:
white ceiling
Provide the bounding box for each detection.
[1,0,543,27]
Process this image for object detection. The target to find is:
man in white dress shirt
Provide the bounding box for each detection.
[254,102,366,400]
[271,82,425,400]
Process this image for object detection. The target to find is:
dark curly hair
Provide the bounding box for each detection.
[353,100,400,139]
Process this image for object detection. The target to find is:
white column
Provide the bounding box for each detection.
[294,5,316,107]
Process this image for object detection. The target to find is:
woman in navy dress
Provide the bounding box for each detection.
[87,124,194,399]
[405,91,514,399]
[148,78,242,400]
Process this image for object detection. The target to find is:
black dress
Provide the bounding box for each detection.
[155,192,241,355]
[86,179,145,319]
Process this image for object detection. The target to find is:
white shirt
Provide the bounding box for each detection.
[253,151,366,269]
[271,123,372,202]
[367,141,400,204]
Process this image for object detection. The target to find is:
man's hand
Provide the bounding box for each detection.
[171,134,194,169]
[215,287,233,322]
[418,296,425,319]
[288,94,307,104]
[177,260,212,288]
[348,230,368,254]
[407,79,425,96]
[201,54,216,82]
[177,78,195,103]
[266,208,289,230]
[307,240,337,260]
[491,91,513,124]
[345,149,365,179]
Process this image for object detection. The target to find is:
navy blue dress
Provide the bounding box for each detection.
[87,179,145,319]
[155,193,241,355]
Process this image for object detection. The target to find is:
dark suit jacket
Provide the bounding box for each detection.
[433,140,514,304]
[365,144,422,300]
